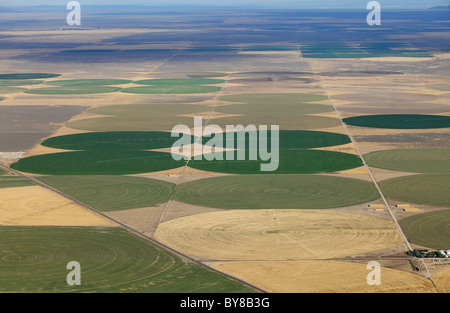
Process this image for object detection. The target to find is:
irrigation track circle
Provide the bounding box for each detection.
[0,227,181,292]
[174,174,380,210]
[399,209,450,249]
[380,174,450,208]
[37,175,175,212]
[155,209,404,261]
[365,148,450,173]
[343,114,450,129]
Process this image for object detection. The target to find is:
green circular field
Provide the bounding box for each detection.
[174,174,380,210]
[0,80,44,86]
[42,131,194,151]
[121,78,225,94]
[37,175,175,211]
[365,148,450,173]
[25,86,122,95]
[380,174,450,208]
[0,226,252,293]
[343,114,450,129]
[121,85,221,94]
[45,79,132,86]
[0,73,60,80]
[133,78,225,86]
[10,151,185,175]
[0,86,25,94]
[188,149,363,174]
[202,130,351,149]
[400,209,450,249]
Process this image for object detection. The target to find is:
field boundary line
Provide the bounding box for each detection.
[311,71,437,290]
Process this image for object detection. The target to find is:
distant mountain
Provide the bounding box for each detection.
[429,5,450,10]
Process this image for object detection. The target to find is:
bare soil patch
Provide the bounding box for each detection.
[212,260,435,293]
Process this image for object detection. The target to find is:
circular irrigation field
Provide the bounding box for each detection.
[365,148,450,173]
[45,79,132,86]
[343,114,450,129]
[0,80,44,86]
[25,86,122,95]
[41,130,350,151]
[400,209,450,249]
[0,226,251,293]
[121,78,225,94]
[24,78,129,95]
[188,149,363,174]
[174,174,380,210]
[121,85,222,94]
[0,73,60,80]
[11,149,363,175]
[201,130,351,149]
[10,150,185,175]
[380,174,450,208]
[155,209,403,261]
[133,78,226,86]
[41,131,193,151]
[37,175,175,212]
[14,129,360,175]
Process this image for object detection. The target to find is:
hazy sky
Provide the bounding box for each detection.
[0,0,449,8]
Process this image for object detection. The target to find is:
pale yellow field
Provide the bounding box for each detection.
[433,267,450,293]
[155,209,405,261]
[0,186,117,227]
[212,260,436,293]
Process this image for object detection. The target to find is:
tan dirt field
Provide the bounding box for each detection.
[105,205,167,235]
[433,267,450,293]
[159,200,223,224]
[0,186,117,227]
[155,209,405,261]
[211,260,436,293]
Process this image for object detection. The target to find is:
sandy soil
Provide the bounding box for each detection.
[105,205,167,235]
[432,267,450,293]
[0,186,117,227]
[212,260,436,293]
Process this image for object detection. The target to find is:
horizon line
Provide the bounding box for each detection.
[0,4,448,9]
